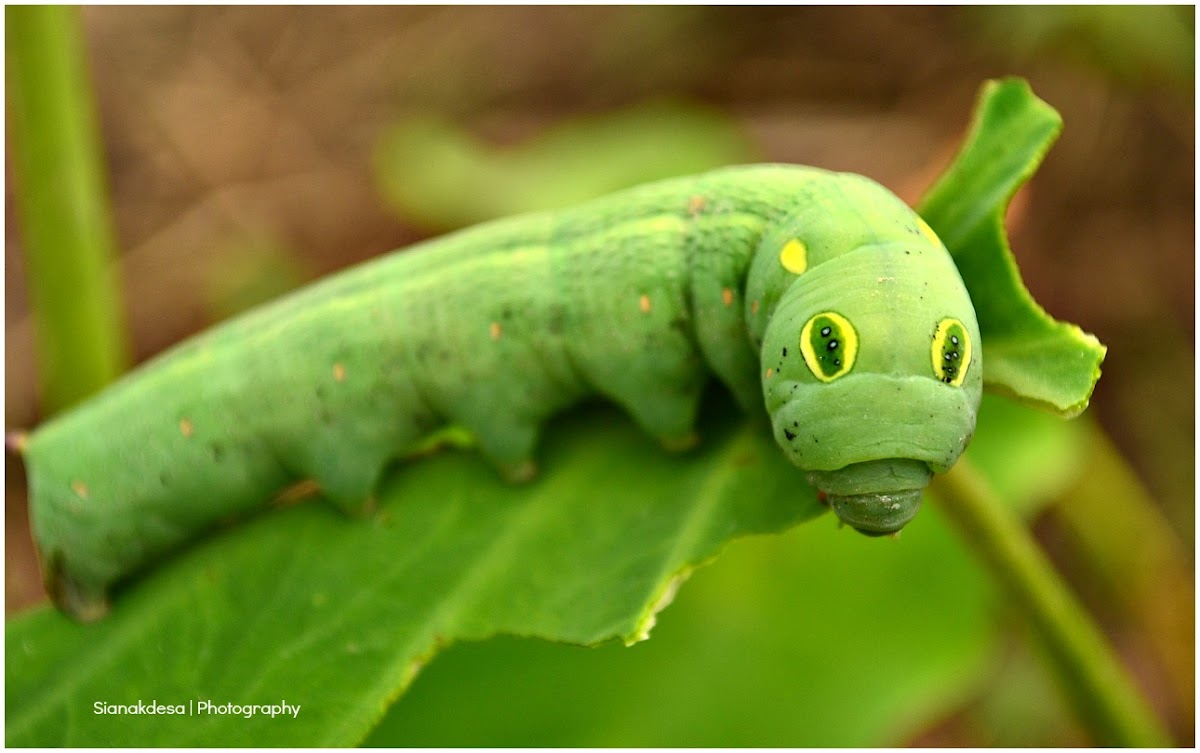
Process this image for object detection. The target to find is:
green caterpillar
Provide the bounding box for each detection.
[18,164,981,621]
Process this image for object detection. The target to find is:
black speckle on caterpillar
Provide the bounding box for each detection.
[17,164,981,621]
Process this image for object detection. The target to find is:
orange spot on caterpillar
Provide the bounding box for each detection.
[274,478,321,507]
[687,195,706,215]
[766,367,774,378]
[179,419,194,438]
[721,288,734,306]
[489,321,502,341]
[332,363,347,382]
[639,295,651,314]
[751,299,760,316]
[71,480,89,499]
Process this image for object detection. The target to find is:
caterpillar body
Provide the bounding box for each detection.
[20,164,982,621]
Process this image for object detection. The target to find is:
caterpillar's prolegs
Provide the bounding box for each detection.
[45,555,109,622]
[468,417,541,484]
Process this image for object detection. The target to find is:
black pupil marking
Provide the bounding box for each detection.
[833,358,841,366]
[827,339,838,351]
[951,335,959,345]
[820,326,831,336]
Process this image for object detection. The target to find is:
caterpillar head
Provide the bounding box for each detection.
[760,243,982,535]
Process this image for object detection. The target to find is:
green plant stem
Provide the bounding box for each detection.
[932,458,1171,746]
[7,5,128,414]
[1056,423,1194,737]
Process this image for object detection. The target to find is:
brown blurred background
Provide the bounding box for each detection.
[5,6,1193,729]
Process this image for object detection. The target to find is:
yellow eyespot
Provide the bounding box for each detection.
[800,312,858,382]
[932,318,971,386]
[779,239,808,275]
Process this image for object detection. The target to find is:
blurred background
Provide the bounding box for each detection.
[5,6,1193,746]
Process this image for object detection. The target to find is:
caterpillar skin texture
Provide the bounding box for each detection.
[22,165,982,621]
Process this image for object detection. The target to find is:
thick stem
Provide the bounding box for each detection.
[7,5,129,415]
[932,458,1170,747]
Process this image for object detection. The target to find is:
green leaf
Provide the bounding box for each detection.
[359,392,1094,747]
[372,100,756,231]
[918,78,1106,417]
[365,503,997,747]
[5,398,823,747]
